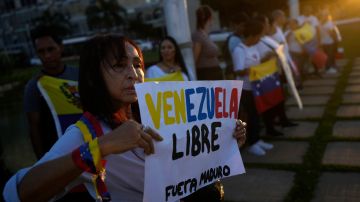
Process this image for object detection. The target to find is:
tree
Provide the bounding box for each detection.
[31,9,72,37]
[85,0,127,32]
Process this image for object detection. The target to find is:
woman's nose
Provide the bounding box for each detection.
[127,65,139,80]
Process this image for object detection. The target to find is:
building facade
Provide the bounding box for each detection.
[0,0,161,59]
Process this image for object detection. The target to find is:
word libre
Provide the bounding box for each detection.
[172,122,221,160]
[145,87,239,129]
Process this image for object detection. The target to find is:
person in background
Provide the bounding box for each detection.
[223,12,249,79]
[192,5,222,80]
[319,10,340,74]
[25,25,79,159]
[270,10,288,44]
[286,19,307,79]
[270,10,302,87]
[297,5,321,43]
[255,15,298,137]
[231,20,274,156]
[297,5,324,76]
[3,34,247,202]
[146,36,189,80]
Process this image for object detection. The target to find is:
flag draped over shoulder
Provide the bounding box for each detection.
[294,22,327,70]
[145,71,185,82]
[249,58,284,113]
[37,75,82,138]
[294,23,316,45]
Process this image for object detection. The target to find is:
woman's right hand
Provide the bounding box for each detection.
[99,120,163,157]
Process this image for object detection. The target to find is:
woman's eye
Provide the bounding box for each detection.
[112,63,126,69]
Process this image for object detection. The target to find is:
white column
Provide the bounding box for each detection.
[288,0,300,18]
[163,0,197,80]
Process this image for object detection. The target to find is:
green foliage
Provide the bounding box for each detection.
[0,66,38,85]
[0,52,28,73]
[85,0,127,31]
[31,9,72,37]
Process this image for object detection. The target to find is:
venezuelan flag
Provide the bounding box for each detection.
[249,58,284,113]
[294,23,316,45]
[145,71,185,82]
[37,75,82,138]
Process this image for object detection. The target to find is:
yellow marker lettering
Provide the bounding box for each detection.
[163,91,175,125]
[145,93,162,129]
[174,89,187,124]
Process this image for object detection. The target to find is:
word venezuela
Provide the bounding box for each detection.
[145,86,239,129]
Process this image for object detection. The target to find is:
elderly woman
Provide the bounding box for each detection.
[3,34,246,202]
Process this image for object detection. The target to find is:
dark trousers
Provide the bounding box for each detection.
[262,101,288,133]
[290,51,307,79]
[322,43,337,69]
[196,66,224,80]
[238,90,260,145]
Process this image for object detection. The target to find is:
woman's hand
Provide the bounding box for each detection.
[99,120,163,157]
[233,120,246,147]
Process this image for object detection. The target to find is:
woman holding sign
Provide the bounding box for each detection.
[146,36,190,81]
[3,34,247,202]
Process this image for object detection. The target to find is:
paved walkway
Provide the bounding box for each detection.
[222,58,360,202]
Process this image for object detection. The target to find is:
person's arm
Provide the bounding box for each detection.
[232,46,249,77]
[193,42,202,64]
[18,120,162,202]
[19,153,83,202]
[26,112,44,158]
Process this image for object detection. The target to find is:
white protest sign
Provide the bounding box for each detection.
[135,81,245,202]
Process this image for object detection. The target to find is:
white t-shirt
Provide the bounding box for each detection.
[232,42,260,90]
[320,20,335,45]
[146,64,189,81]
[297,15,320,38]
[256,36,279,60]
[3,122,146,202]
[271,27,287,45]
[297,15,320,28]
[286,31,303,53]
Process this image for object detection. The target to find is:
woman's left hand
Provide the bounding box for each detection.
[233,120,246,147]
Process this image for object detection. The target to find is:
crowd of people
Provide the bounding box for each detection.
[3,3,342,202]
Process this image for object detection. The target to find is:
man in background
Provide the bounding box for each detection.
[24,25,78,159]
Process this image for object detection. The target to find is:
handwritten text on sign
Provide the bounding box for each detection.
[135,81,246,202]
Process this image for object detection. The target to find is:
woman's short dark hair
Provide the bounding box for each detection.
[243,20,265,38]
[79,34,143,126]
[158,36,189,77]
[196,5,212,30]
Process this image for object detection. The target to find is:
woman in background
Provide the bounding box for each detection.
[192,5,222,80]
[146,36,189,80]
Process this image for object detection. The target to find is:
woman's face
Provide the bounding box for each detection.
[101,42,144,106]
[160,39,176,62]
